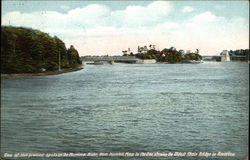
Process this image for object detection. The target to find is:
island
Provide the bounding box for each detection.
[122,45,202,64]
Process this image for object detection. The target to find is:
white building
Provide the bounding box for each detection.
[149,44,156,50]
[122,48,132,55]
[220,50,230,62]
[186,50,191,54]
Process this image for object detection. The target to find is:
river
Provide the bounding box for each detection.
[1,62,249,160]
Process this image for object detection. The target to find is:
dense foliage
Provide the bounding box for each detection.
[229,49,249,61]
[124,46,202,63]
[1,26,81,74]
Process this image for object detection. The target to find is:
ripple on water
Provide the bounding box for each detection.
[1,63,249,159]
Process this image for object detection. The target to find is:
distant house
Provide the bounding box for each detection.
[122,48,132,55]
[186,50,191,54]
[137,46,148,54]
[137,44,158,54]
[122,50,128,55]
[149,44,156,50]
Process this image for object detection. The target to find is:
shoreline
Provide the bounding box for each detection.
[1,66,84,79]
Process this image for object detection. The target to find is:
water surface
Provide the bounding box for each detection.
[1,62,249,159]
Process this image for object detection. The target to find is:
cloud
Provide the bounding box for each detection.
[171,12,248,55]
[2,3,248,56]
[156,22,180,31]
[109,1,171,27]
[2,4,112,30]
[3,11,58,29]
[182,6,194,13]
[181,12,224,38]
[2,1,172,29]
[67,4,111,27]
[191,11,222,23]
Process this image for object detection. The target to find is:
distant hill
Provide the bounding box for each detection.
[1,26,82,74]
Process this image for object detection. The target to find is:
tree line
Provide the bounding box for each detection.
[1,26,82,74]
[123,46,202,63]
[229,49,249,61]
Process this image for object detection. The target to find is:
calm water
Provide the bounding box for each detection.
[1,62,249,160]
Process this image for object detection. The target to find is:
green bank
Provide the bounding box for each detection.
[1,26,82,74]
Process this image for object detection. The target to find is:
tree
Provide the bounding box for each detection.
[67,45,82,67]
[159,47,182,63]
[1,26,81,73]
[196,49,199,54]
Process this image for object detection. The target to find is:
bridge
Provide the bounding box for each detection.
[202,56,221,61]
[202,55,248,62]
[81,56,142,64]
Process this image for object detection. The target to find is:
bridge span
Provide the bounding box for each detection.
[81,56,142,64]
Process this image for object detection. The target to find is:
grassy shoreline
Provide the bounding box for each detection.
[1,66,84,79]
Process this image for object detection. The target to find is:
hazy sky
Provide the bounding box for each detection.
[2,0,249,56]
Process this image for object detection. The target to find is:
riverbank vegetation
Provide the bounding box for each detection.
[123,46,202,63]
[1,26,82,74]
[229,49,249,61]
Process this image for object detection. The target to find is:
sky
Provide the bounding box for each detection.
[1,0,249,56]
